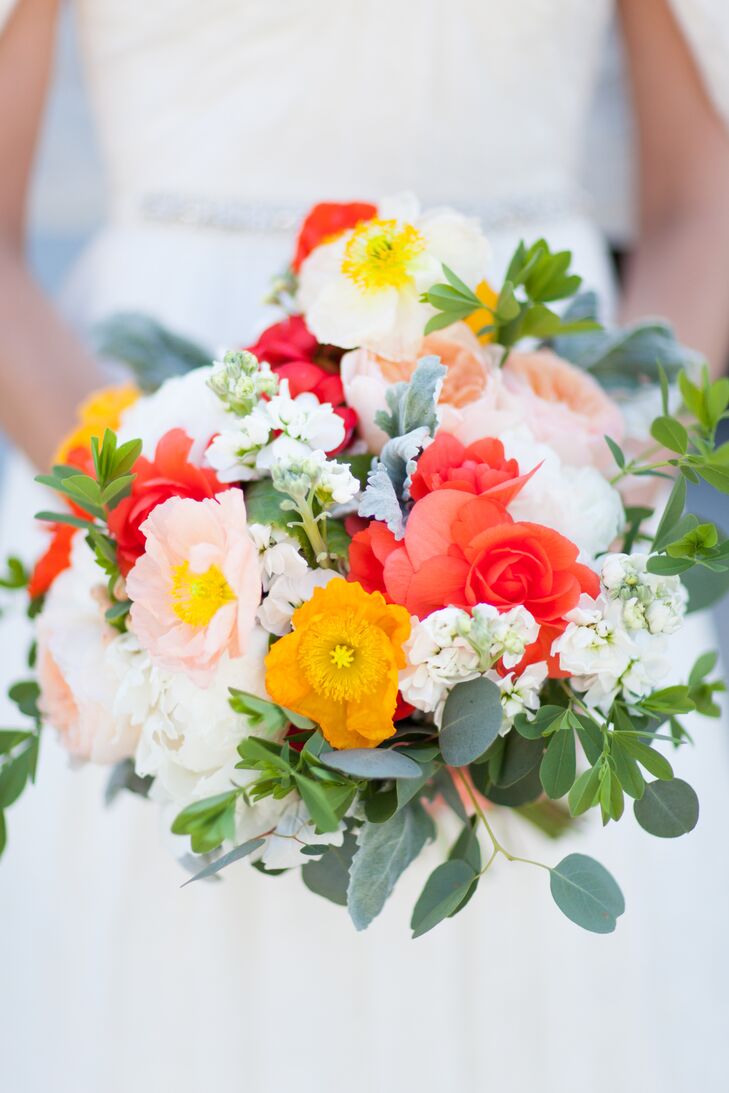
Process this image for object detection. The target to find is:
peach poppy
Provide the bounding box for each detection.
[127,490,261,685]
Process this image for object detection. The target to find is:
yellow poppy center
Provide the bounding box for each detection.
[298,612,389,702]
[341,218,426,292]
[170,561,235,627]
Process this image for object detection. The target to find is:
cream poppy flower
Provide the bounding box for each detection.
[297,194,491,359]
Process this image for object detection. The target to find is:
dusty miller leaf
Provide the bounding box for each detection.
[374,356,446,439]
[358,466,406,539]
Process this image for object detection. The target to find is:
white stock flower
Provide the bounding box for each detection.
[553,593,668,708]
[248,523,306,593]
[502,426,623,561]
[204,381,346,483]
[399,608,480,724]
[494,661,549,725]
[258,567,340,636]
[600,552,687,635]
[270,448,359,505]
[117,366,232,464]
[470,604,539,669]
[297,193,491,358]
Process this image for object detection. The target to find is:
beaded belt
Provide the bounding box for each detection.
[138,189,589,235]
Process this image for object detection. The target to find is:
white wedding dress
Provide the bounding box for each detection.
[2,3,729,1091]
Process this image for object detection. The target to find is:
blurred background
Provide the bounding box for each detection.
[3,7,727,648]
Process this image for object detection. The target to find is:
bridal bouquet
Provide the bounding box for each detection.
[2,196,727,936]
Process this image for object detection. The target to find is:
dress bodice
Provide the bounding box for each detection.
[71,0,613,223]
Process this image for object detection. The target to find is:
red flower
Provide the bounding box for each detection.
[246,316,358,454]
[292,201,377,271]
[108,429,229,575]
[247,315,318,368]
[348,522,399,597]
[28,523,77,600]
[409,433,538,503]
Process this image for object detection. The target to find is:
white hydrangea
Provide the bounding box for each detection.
[470,603,539,669]
[493,660,549,724]
[600,552,687,635]
[502,426,624,562]
[258,567,340,636]
[552,593,669,708]
[205,380,346,483]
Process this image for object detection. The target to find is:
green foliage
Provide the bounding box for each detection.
[93,311,211,392]
[0,680,42,860]
[374,355,446,439]
[104,759,154,805]
[633,779,699,838]
[171,791,240,854]
[181,836,266,886]
[319,747,422,780]
[410,859,477,938]
[0,557,28,591]
[422,244,600,349]
[439,676,503,766]
[228,689,289,735]
[302,829,358,906]
[549,853,625,934]
[347,801,435,930]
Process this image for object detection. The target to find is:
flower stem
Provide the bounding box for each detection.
[455,768,550,873]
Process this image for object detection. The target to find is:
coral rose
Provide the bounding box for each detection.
[126,490,261,685]
[409,432,537,503]
[350,491,599,675]
[292,201,377,272]
[108,428,229,576]
[265,578,411,750]
[501,349,624,472]
[341,323,517,453]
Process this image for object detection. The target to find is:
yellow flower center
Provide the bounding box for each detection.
[341,218,426,292]
[299,612,389,703]
[170,561,235,627]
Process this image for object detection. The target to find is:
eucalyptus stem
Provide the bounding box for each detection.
[455,768,550,873]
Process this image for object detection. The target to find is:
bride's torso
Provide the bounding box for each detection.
[61,0,619,344]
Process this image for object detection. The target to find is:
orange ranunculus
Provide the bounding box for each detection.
[408,432,538,503]
[108,428,229,576]
[293,201,377,272]
[264,578,411,750]
[347,522,399,599]
[28,522,77,600]
[53,383,139,466]
[351,491,598,676]
[465,279,499,344]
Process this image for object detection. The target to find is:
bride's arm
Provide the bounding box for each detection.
[0,0,104,469]
[618,0,729,374]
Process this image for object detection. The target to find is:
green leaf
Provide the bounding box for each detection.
[0,810,5,857]
[410,860,477,938]
[0,730,32,755]
[604,435,625,470]
[319,747,422,780]
[8,681,40,721]
[513,704,565,740]
[641,686,695,715]
[170,790,239,854]
[236,736,292,772]
[539,727,576,799]
[689,651,718,686]
[93,312,211,392]
[549,853,625,933]
[682,562,729,612]
[698,462,729,493]
[492,730,544,787]
[302,830,358,906]
[293,774,342,834]
[650,415,688,454]
[0,748,33,808]
[243,479,294,530]
[485,764,543,806]
[610,738,646,800]
[567,764,601,816]
[633,778,699,837]
[652,475,687,551]
[347,802,435,930]
[618,737,673,780]
[228,689,288,734]
[439,677,503,766]
[34,511,96,530]
[181,837,266,886]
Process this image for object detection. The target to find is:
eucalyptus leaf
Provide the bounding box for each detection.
[549,853,625,934]
[94,312,211,392]
[320,747,422,780]
[302,830,358,905]
[181,837,266,887]
[440,677,503,766]
[411,860,476,938]
[347,801,435,930]
[633,778,699,837]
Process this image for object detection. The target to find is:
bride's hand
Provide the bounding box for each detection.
[0,0,106,470]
